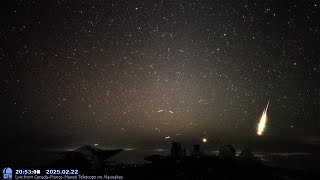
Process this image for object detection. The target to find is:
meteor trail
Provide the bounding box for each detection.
[257,101,269,136]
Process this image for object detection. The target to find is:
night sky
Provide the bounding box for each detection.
[1,0,319,149]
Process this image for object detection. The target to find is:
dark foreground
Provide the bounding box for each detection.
[43,145,318,180]
[51,157,317,180]
[2,145,320,180]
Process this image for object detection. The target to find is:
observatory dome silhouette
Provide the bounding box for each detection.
[239,149,255,160]
[218,145,236,158]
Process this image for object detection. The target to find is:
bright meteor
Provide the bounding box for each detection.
[257,101,269,136]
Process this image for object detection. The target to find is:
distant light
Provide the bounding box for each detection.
[94,144,98,146]
[202,138,207,143]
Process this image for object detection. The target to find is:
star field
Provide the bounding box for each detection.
[1,0,319,148]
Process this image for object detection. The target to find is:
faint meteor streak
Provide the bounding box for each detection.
[257,101,269,136]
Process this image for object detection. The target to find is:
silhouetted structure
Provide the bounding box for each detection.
[218,145,236,158]
[47,144,318,179]
[192,144,201,157]
[239,149,254,160]
[65,145,122,171]
[239,148,262,166]
[170,142,185,159]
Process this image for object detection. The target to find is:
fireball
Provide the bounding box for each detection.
[257,101,269,136]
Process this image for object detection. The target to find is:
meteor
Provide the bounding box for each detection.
[257,101,269,136]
